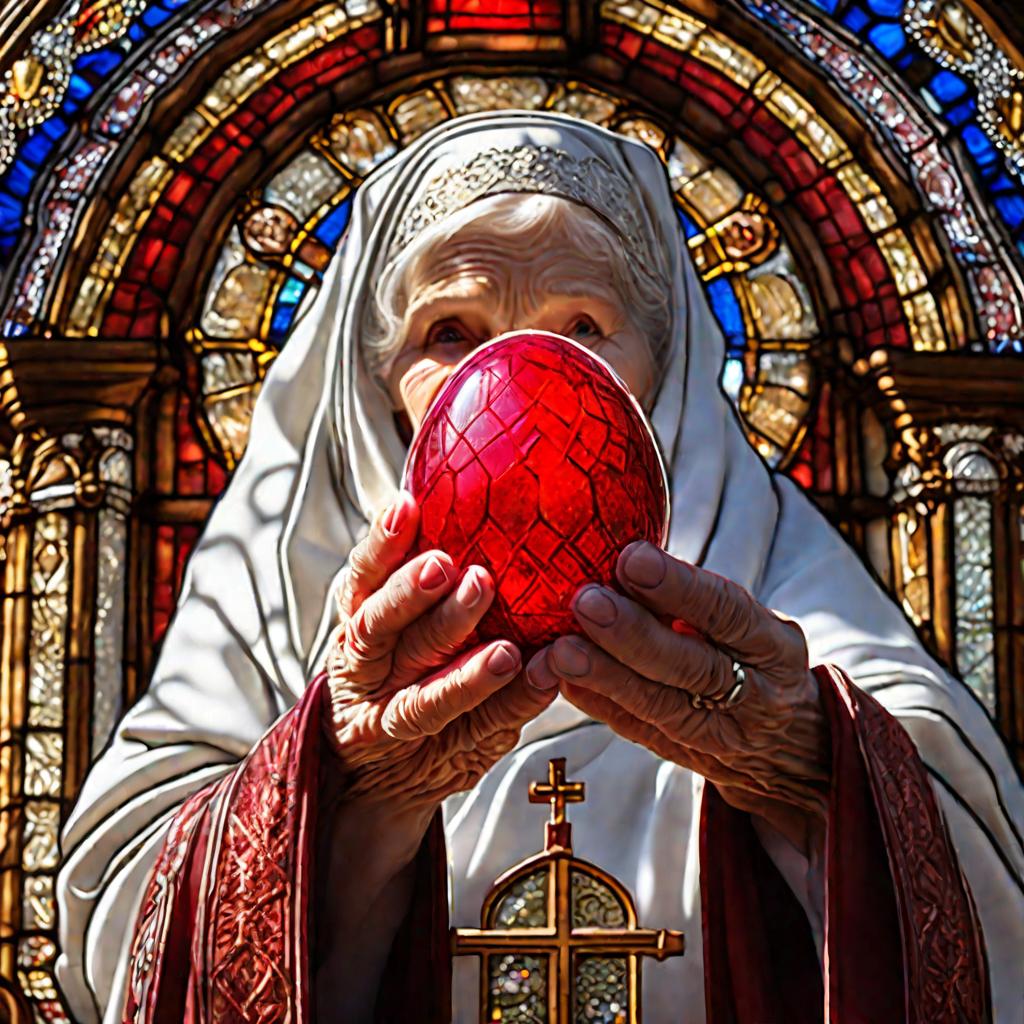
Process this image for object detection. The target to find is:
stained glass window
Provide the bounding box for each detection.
[186,74,824,474]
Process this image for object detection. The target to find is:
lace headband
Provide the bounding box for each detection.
[387,145,652,267]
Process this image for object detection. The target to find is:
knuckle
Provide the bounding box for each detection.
[347,606,375,654]
[381,689,419,740]
[348,540,373,578]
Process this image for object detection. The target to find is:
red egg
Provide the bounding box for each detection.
[402,331,669,650]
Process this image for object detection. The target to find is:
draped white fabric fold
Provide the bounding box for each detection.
[56,112,1024,1023]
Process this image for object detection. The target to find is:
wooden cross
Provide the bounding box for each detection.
[528,757,584,850]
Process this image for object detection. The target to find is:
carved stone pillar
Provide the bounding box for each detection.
[0,339,156,1022]
[856,348,1024,766]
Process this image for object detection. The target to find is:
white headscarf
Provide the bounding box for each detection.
[57,112,1024,1023]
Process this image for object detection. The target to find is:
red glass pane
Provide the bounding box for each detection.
[427,0,563,33]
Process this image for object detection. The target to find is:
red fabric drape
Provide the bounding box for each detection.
[700,666,989,1024]
[122,667,988,1024]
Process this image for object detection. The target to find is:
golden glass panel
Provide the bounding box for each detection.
[24,734,63,798]
[547,84,617,126]
[263,151,344,221]
[836,162,897,232]
[324,110,397,176]
[742,350,812,453]
[163,110,210,163]
[22,802,60,872]
[614,118,667,154]
[894,508,932,626]
[204,388,261,467]
[744,274,809,340]
[878,229,928,296]
[600,0,661,32]
[678,168,744,223]
[202,263,273,339]
[448,75,549,115]
[16,968,58,1001]
[200,1,381,127]
[759,350,812,395]
[28,514,69,730]
[391,88,449,144]
[666,137,708,192]
[904,291,947,352]
[69,156,172,335]
[21,875,55,931]
[691,29,762,87]
[93,506,128,758]
[755,74,848,168]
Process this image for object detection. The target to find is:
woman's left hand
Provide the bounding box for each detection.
[526,541,830,849]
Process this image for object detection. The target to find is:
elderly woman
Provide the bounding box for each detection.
[57,113,1022,1024]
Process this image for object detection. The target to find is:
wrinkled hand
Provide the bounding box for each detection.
[527,541,829,844]
[324,491,556,812]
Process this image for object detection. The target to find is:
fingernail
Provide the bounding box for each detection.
[622,542,665,588]
[382,500,407,537]
[419,556,449,590]
[575,586,618,627]
[456,569,482,608]
[487,643,520,677]
[552,638,590,677]
[526,650,559,690]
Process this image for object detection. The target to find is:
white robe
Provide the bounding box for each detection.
[56,112,1024,1023]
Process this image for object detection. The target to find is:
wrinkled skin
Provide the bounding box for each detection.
[324,490,556,810]
[324,198,828,840]
[527,542,829,849]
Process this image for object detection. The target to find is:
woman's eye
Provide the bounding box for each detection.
[426,320,472,347]
[566,315,602,342]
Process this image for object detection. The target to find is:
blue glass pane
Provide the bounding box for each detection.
[961,126,999,170]
[68,74,94,103]
[865,0,903,15]
[7,161,35,198]
[995,196,1024,230]
[929,70,968,103]
[269,276,309,342]
[842,7,871,32]
[142,5,175,27]
[20,133,55,168]
[704,276,745,354]
[677,209,700,240]
[807,0,840,11]
[943,99,976,127]
[867,23,906,58]
[315,200,352,247]
[77,48,121,77]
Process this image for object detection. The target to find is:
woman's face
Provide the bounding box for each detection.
[385,202,658,432]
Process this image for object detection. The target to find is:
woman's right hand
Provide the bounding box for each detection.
[324,490,556,814]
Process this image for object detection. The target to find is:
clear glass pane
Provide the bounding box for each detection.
[488,953,547,1022]
[954,495,996,712]
[574,956,629,1023]
[93,507,128,758]
[571,870,626,928]
[492,868,548,928]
